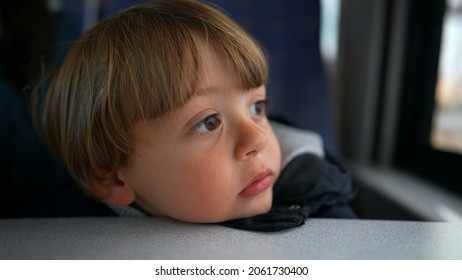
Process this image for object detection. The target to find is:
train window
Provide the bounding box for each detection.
[430,0,462,155]
[395,0,462,195]
[320,0,341,66]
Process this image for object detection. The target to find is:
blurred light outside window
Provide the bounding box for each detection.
[431,0,462,154]
[320,0,341,74]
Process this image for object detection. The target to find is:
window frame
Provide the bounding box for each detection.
[395,0,462,195]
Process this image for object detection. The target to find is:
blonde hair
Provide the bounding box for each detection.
[32,0,268,185]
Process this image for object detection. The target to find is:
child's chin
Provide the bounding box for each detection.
[233,199,274,220]
[172,196,274,224]
[252,199,273,216]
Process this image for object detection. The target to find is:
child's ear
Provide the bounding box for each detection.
[86,171,136,206]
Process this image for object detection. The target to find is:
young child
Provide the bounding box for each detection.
[32,0,356,231]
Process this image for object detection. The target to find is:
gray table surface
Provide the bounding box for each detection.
[1,217,462,259]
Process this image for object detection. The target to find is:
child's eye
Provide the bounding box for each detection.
[250,100,267,116]
[191,114,222,133]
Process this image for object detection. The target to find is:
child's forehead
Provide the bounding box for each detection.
[194,40,240,88]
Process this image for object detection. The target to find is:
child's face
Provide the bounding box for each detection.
[117,45,281,223]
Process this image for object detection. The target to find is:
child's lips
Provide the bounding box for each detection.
[239,169,273,197]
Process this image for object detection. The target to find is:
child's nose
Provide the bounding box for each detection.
[234,119,268,161]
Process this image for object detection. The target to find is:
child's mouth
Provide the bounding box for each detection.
[239,169,273,197]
